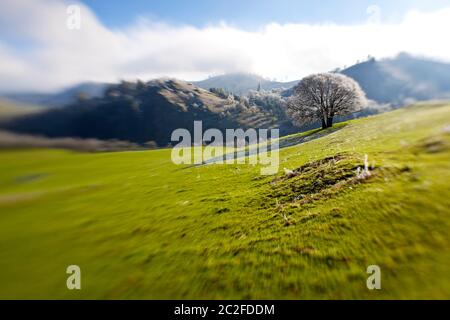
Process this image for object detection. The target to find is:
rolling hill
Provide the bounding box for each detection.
[0,98,45,121]
[0,102,449,299]
[193,54,450,105]
[2,53,450,110]
[342,53,450,104]
[0,79,294,146]
[3,82,108,108]
[2,53,450,150]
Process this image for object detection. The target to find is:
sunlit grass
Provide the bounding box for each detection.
[0,102,449,299]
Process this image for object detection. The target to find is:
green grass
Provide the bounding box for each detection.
[0,102,449,299]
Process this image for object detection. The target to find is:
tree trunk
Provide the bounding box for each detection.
[326,117,333,128]
[321,119,327,129]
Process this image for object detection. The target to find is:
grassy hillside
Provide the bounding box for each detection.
[0,102,449,299]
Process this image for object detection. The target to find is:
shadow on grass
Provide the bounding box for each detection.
[191,123,348,167]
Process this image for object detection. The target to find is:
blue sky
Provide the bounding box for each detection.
[1,0,450,92]
[80,0,450,29]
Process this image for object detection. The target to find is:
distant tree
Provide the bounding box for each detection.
[287,73,367,129]
[247,89,287,118]
[239,95,250,107]
[209,87,230,99]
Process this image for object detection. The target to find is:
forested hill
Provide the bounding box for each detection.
[0,79,295,146]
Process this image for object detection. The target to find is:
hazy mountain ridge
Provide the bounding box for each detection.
[3,82,109,108]
[341,53,450,104]
[193,73,299,95]
[2,53,450,108]
[193,54,450,104]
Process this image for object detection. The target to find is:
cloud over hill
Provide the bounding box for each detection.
[1,0,450,92]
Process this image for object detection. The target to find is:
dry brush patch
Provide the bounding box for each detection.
[259,152,412,226]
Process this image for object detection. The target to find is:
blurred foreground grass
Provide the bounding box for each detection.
[0,102,449,299]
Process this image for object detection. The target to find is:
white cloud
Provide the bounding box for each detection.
[0,0,450,92]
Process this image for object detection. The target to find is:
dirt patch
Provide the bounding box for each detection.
[410,135,450,154]
[268,153,376,206]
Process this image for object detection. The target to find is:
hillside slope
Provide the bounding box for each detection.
[0,98,45,121]
[0,102,449,299]
[0,79,289,146]
[342,53,450,104]
[3,82,108,108]
[194,55,450,105]
[3,54,450,109]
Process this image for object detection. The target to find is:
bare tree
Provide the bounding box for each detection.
[287,73,368,129]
